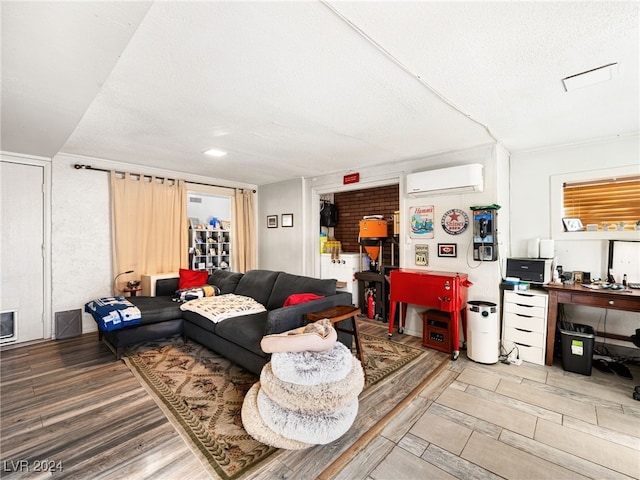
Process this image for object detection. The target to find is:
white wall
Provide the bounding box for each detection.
[257,178,305,274]
[397,145,509,337]
[52,156,112,335]
[510,134,640,262]
[186,193,231,226]
[510,134,640,343]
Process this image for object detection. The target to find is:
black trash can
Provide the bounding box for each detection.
[559,323,595,375]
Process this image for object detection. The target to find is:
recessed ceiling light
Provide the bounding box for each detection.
[204,148,227,157]
[562,63,619,92]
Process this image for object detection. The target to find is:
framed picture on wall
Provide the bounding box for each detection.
[437,243,457,257]
[562,218,583,232]
[267,215,278,228]
[409,206,434,239]
[415,244,429,266]
[282,213,294,227]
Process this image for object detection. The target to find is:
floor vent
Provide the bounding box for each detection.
[55,309,82,339]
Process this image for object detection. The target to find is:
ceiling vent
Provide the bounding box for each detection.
[562,63,619,92]
[407,164,484,197]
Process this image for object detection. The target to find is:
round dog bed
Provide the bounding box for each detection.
[260,325,337,354]
[260,358,364,414]
[257,387,359,445]
[241,382,313,450]
[270,341,353,386]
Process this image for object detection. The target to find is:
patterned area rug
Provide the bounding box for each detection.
[360,333,425,388]
[124,333,426,479]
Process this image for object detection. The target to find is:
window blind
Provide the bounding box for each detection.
[563,177,640,229]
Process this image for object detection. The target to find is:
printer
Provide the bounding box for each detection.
[506,258,553,285]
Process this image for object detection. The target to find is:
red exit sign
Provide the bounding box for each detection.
[343,172,360,185]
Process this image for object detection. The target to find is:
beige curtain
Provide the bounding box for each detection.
[232,189,256,273]
[111,172,188,292]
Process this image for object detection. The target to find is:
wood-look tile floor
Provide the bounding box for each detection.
[340,321,640,480]
[2,319,639,479]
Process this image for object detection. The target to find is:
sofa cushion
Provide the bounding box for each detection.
[213,311,270,357]
[267,273,336,310]
[128,296,183,324]
[155,277,180,296]
[234,270,281,307]
[208,270,244,294]
[283,293,325,307]
[182,309,218,334]
[172,285,219,302]
[178,268,209,289]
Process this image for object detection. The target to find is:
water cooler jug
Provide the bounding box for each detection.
[466,301,499,364]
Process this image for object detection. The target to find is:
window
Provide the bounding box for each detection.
[563,174,640,230]
[550,165,640,239]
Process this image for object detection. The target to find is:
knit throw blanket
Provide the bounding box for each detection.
[179,294,266,323]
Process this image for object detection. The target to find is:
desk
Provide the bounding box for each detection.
[544,284,640,366]
[388,269,472,360]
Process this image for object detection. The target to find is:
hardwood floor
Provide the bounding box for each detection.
[2,319,639,479]
[0,334,208,479]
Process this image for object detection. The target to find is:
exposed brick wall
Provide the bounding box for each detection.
[333,184,399,266]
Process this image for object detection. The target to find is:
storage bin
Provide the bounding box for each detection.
[560,323,595,375]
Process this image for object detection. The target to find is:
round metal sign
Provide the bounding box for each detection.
[441,209,469,235]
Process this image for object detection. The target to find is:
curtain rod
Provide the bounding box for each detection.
[73,163,256,192]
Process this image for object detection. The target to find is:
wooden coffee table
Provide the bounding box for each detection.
[306,305,365,371]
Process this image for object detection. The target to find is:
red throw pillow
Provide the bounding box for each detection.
[178,268,209,290]
[283,293,325,307]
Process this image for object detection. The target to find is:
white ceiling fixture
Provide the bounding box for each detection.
[562,63,619,92]
[204,148,228,158]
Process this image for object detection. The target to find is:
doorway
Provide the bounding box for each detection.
[1,160,46,344]
[187,189,232,274]
[318,183,400,319]
[331,184,400,264]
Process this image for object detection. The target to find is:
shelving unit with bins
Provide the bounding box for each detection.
[502,289,548,365]
[190,228,231,274]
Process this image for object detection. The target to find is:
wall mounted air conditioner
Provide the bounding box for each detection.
[406,163,484,196]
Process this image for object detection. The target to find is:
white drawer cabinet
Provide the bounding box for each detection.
[502,290,548,365]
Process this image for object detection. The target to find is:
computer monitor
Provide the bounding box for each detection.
[608,240,640,284]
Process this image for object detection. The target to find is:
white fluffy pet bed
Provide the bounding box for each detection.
[257,387,359,445]
[270,341,354,385]
[260,358,364,414]
[241,319,364,449]
[241,382,313,450]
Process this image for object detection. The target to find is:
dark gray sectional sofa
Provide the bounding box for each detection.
[99,269,353,375]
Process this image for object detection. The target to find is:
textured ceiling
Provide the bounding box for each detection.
[2,1,638,186]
